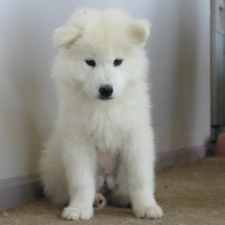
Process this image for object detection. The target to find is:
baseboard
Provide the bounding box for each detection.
[156,145,211,170]
[0,173,42,211]
[0,145,211,211]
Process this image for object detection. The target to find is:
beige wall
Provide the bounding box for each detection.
[0,0,210,179]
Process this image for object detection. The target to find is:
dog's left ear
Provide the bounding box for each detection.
[127,19,151,44]
[53,25,82,48]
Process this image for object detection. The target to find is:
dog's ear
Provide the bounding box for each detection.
[128,19,151,44]
[53,25,82,48]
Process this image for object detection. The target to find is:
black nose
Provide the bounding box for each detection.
[99,85,113,99]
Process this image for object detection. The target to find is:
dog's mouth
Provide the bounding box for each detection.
[98,95,113,101]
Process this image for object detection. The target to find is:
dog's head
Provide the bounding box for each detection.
[53,8,150,101]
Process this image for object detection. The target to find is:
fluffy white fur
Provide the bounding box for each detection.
[39,8,163,221]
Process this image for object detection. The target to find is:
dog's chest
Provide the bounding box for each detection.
[84,107,131,151]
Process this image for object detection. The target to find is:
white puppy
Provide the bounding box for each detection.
[39,8,163,221]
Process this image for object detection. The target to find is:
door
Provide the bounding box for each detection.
[211,0,225,141]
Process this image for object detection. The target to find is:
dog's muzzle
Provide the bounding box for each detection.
[98,85,113,100]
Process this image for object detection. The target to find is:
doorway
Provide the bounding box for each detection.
[211,0,225,142]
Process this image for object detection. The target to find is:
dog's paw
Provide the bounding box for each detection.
[61,206,93,221]
[93,193,107,210]
[133,204,163,219]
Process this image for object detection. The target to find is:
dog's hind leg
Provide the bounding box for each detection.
[107,189,131,208]
[107,166,131,208]
[93,193,107,210]
[39,131,69,206]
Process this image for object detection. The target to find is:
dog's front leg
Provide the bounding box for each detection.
[61,140,96,221]
[123,129,163,219]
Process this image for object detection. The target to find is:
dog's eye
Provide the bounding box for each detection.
[85,59,96,67]
[113,58,123,67]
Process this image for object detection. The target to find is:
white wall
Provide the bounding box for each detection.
[149,1,210,152]
[0,0,210,179]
